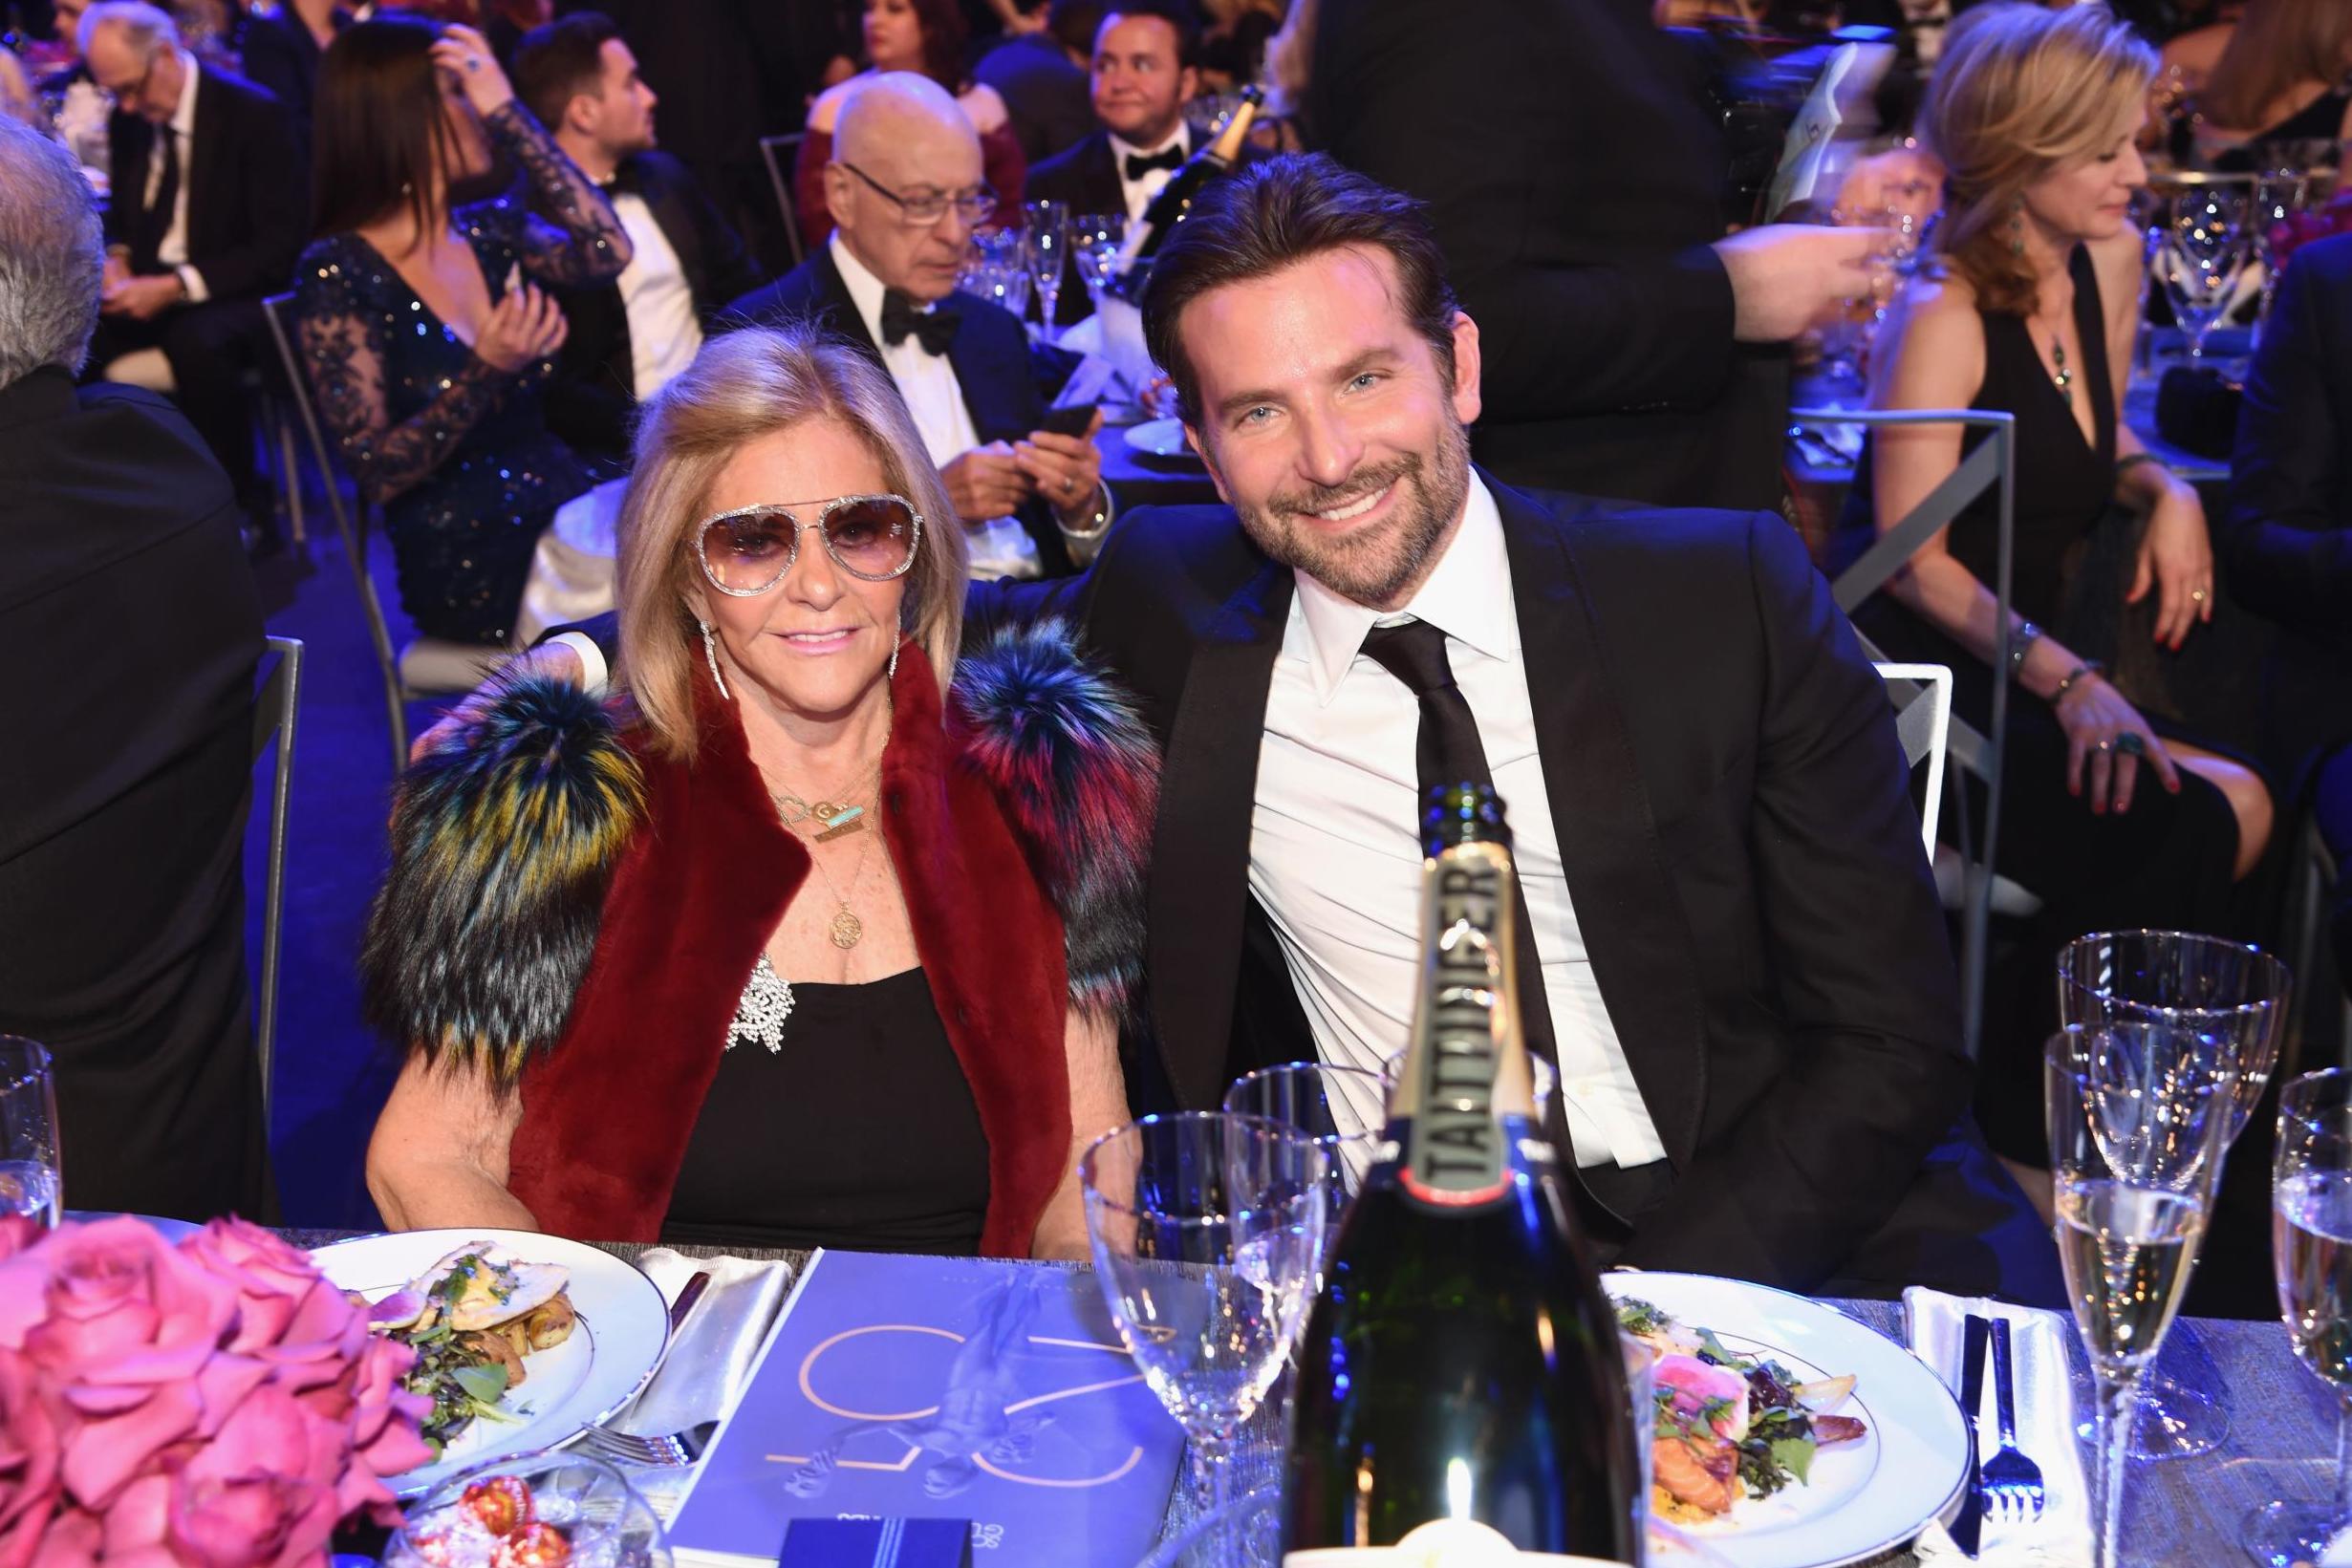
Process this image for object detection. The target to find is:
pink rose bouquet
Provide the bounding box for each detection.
[0,1215,435,1568]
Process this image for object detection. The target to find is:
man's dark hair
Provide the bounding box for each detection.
[511,11,622,135]
[1047,0,1108,57]
[1096,0,1200,70]
[1140,153,1461,430]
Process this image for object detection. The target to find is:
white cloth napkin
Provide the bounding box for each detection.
[602,1251,797,1517]
[1904,1289,2091,1564]
[513,476,627,646]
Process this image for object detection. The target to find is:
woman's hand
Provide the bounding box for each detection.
[2054,672,2181,815]
[474,281,568,373]
[430,24,515,118]
[2125,480,2215,651]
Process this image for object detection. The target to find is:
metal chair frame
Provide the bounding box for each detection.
[250,634,302,1135]
[1801,404,2017,1061]
[758,132,809,270]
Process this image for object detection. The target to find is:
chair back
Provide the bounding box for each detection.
[1874,662,1952,860]
[250,634,302,1135]
[759,132,809,269]
[262,291,411,768]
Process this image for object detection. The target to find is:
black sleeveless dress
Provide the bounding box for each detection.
[1831,246,2244,1161]
[661,967,992,1254]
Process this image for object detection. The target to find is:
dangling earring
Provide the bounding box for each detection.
[699,619,729,700]
[887,636,900,685]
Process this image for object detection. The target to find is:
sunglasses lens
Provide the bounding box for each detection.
[824,498,917,578]
[701,510,796,592]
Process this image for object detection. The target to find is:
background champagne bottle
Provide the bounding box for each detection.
[1110,86,1262,299]
[1281,784,1641,1563]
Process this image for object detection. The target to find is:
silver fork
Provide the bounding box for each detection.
[572,1421,714,1469]
[1979,1318,2047,1525]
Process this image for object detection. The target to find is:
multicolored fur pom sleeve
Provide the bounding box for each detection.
[951,619,1159,1022]
[358,674,645,1093]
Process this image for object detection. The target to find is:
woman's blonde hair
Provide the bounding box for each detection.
[1921,3,2156,318]
[613,324,969,760]
[2199,0,2352,135]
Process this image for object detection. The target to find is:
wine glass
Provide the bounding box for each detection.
[2056,930,2290,1460]
[958,228,1032,321]
[2245,1069,2352,1568]
[0,1038,61,1229]
[1221,1063,1391,1252]
[1023,199,1068,338]
[2045,1023,2236,1568]
[2153,190,2251,359]
[1082,1112,1327,1568]
[1068,211,1130,311]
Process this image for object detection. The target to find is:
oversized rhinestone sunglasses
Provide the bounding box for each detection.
[694,495,923,595]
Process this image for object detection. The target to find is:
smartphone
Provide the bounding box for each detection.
[1040,403,1096,438]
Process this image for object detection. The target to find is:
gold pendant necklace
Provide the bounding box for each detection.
[770,742,888,949]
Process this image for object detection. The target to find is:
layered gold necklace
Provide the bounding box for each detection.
[770,744,887,950]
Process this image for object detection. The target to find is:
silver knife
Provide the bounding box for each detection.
[1950,1313,1991,1557]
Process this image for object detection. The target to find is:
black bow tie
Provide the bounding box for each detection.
[880,290,960,355]
[1123,145,1185,182]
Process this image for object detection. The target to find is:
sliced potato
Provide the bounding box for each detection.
[1795,1374,1857,1412]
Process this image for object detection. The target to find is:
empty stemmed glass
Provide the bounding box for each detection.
[2057,930,2289,1460]
[1023,199,1069,337]
[2246,1069,2352,1568]
[1068,211,1129,311]
[959,227,1031,320]
[2153,190,2251,359]
[1221,1063,1391,1260]
[2045,1023,2236,1568]
[1082,1112,1327,1568]
[0,1038,61,1228]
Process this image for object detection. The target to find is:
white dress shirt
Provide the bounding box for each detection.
[1249,473,1669,1170]
[830,233,1041,580]
[142,51,206,303]
[609,187,701,400]
[1107,124,1188,227]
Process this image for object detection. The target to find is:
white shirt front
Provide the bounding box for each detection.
[1249,473,1669,1170]
[142,50,205,302]
[610,188,701,401]
[1107,124,1188,227]
[830,232,1041,579]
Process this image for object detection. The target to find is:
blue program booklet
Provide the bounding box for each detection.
[668,1252,1185,1568]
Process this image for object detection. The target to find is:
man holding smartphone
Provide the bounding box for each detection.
[722,73,1110,578]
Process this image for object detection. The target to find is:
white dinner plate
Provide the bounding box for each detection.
[312,1229,669,1495]
[1123,417,1195,459]
[1605,1272,1969,1568]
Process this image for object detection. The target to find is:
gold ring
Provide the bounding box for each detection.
[2190,587,2209,602]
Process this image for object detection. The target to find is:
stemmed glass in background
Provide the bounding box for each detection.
[2246,1069,2352,1568]
[2045,1023,2237,1568]
[0,1038,61,1228]
[1023,200,1068,339]
[1068,212,1129,312]
[958,228,1032,320]
[1082,1112,1327,1568]
[2056,930,2289,1460]
[2152,190,2252,360]
[1220,1063,1391,1259]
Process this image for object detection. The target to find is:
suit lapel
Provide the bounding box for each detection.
[184,72,224,257]
[1495,479,1705,1168]
[810,247,888,369]
[1149,550,1293,1110]
[944,296,1036,446]
[1083,133,1124,216]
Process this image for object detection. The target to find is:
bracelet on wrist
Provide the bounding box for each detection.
[2007,619,2042,682]
[2052,660,2104,700]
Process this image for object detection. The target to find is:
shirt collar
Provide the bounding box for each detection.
[169,50,198,139]
[1107,123,1188,172]
[1291,469,1517,706]
[830,230,911,351]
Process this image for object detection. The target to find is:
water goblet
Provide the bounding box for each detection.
[1083,1112,1327,1568]
[1023,199,1069,335]
[1068,211,1129,311]
[2045,1023,2236,1568]
[1222,1062,1391,1240]
[0,1038,61,1228]
[2153,190,2251,358]
[2056,930,2289,1460]
[2244,1068,2352,1568]
[958,227,1032,320]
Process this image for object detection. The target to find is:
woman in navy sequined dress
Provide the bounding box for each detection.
[295,17,630,645]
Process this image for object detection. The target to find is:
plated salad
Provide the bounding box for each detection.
[361,1241,579,1455]
[1617,1296,1868,1521]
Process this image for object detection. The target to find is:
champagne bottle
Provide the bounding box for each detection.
[1281,784,1641,1564]
[1110,86,1262,298]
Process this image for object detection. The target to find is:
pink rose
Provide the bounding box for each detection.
[0,1346,62,1568]
[183,1221,371,1401]
[341,1336,432,1502]
[29,1504,99,1568]
[93,1387,350,1568]
[0,1217,41,1266]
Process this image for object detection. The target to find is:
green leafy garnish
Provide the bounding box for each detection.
[450,1362,510,1406]
[1615,1297,1671,1338]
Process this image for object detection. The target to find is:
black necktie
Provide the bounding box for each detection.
[1359,618,1631,1238]
[1122,145,1184,183]
[133,122,181,275]
[880,289,960,355]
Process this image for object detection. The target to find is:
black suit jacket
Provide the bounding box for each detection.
[2224,232,2352,778]
[1309,0,1790,511]
[102,63,306,303]
[974,32,1095,166]
[0,369,270,1223]
[236,9,345,156]
[538,150,765,466]
[722,246,1078,575]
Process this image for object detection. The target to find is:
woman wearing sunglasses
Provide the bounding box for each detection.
[357,325,1152,1258]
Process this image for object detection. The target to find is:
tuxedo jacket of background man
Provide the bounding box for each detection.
[537,149,765,468]
[92,54,306,526]
[721,236,1086,577]
[1308,0,1790,511]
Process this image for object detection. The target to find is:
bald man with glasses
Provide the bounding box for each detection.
[722,73,1109,580]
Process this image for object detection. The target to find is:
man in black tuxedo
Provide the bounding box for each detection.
[974,0,1101,165]
[1309,0,1881,513]
[0,116,271,1224]
[80,1,305,546]
[513,12,765,469]
[722,73,1113,579]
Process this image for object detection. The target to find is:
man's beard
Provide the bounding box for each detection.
[1225,421,1473,609]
